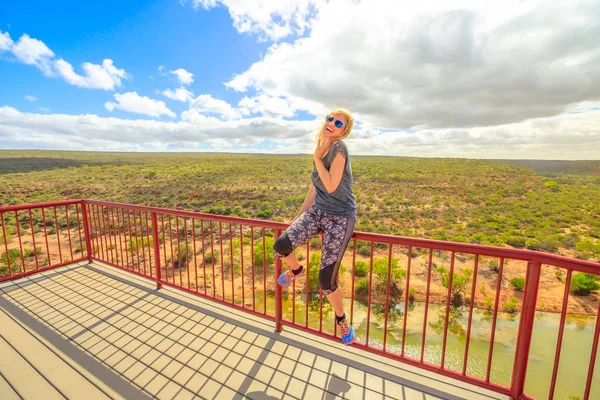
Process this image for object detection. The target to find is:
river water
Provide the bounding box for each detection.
[268,294,599,399]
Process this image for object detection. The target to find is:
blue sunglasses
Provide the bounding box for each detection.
[326,115,345,129]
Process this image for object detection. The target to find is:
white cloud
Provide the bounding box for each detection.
[0,31,13,51]
[105,92,176,118]
[1,31,129,90]
[37,107,50,113]
[11,34,55,75]
[163,87,194,102]
[0,106,315,152]
[55,58,127,90]
[238,94,296,118]
[183,94,244,120]
[170,68,194,85]
[1,105,599,159]
[191,0,325,41]
[222,0,600,130]
[24,95,37,102]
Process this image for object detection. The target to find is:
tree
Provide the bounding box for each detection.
[435,267,473,308]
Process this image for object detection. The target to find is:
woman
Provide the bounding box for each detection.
[273,108,357,345]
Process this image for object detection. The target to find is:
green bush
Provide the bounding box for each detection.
[510,277,525,292]
[169,243,194,268]
[358,245,371,257]
[435,267,473,307]
[525,239,542,251]
[505,297,519,314]
[204,250,220,264]
[505,236,526,248]
[373,257,406,284]
[310,237,321,249]
[254,236,274,268]
[1,248,23,267]
[570,273,600,296]
[355,279,369,296]
[129,237,153,252]
[0,263,21,277]
[354,261,369,277]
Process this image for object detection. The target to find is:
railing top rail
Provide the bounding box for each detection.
[83,199,289,230]
[0,199,83,213]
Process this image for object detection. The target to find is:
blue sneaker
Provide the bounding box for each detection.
[277,266,305,286]
[338,316,355,345]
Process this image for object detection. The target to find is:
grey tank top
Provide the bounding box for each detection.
[311,140,357,217]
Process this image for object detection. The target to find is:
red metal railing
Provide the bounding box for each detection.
[1,199,599,400]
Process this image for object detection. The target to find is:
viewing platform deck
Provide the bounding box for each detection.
[0,261,504,400]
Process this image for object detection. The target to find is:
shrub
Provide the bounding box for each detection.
[0,231,13,244]
[169,243,194,268]
[373,257,406,281]
[505,297,519,314]
[505,236,526,248]
[354,261,369,277]
[358,245,371,257]
[355,279,369,296]
[0,263,21,277]
[525,239,542,251]
[510,277,525,292]
[435,267,473,307]
[129,237,153,252]
[204,250,220,264]
[570,273,600,296]
[254,237,274,268]
[484,295,494,309]
[1,248,23,268]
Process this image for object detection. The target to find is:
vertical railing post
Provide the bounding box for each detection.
[152,212,162,290]
[510,260,541,399]
[274,228,283,332]
[81,201,93,264]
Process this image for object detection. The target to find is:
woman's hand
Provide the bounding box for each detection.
[314,137,331,160]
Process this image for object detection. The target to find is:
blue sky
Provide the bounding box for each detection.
[0,0,598,159]
[0,0,270,119]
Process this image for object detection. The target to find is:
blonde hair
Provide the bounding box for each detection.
[316,108,354,145]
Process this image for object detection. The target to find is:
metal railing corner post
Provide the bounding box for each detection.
[81,200,93,264]
[151,212,162,290]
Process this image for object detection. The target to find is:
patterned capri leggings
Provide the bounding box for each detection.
[273,205,356,295]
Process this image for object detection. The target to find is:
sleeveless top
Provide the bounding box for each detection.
[311,140,357,217]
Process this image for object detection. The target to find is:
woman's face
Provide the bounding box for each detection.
[323,113,348,139]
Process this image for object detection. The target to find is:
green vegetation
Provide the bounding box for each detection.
[434,266,473,307]
[129,237,153,252]
[355,279,369,296]
[253,237,274,269]
[354,261,369,277]
[0,151,599,262]
[505,297,519,314]
[510,277,525,291]
[168,243,194,268]
[570,273,600,296]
